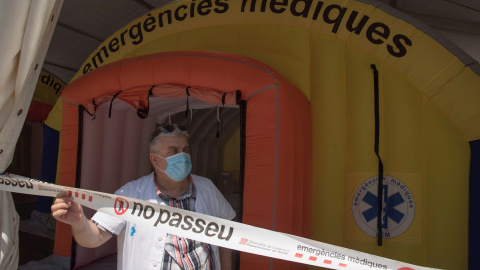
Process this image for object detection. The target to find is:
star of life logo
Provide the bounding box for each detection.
[352,175,415,238]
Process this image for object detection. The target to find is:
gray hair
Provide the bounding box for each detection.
[149,124,189,153]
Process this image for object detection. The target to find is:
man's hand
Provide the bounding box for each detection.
[51,190,85,225]
[51,190,112,248]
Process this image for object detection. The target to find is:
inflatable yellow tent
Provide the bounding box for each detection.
[37,0,480,269]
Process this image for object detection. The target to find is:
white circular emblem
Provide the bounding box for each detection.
[352,175,415,238]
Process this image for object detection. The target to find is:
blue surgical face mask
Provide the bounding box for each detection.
[155,152,192,182]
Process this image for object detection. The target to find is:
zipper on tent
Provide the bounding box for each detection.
[185,86,191,119]
[216,93,226,138]
[137,86,153,119]
[108,91,122,118]
[371,64,384,246]
[237,90,246,270]
[71,104,85,269]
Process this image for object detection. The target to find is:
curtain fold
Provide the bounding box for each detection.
[0,1,63,269]
[0,0,63,173]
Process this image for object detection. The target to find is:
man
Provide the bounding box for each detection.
[51,124,236,269]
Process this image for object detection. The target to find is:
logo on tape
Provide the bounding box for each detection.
[115,197,129,215]
[352,175,415,238]
[238,238,248,245]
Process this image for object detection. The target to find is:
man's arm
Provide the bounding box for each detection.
[51,190,112,248]
[71,215,112,248]
[219,247,232,270]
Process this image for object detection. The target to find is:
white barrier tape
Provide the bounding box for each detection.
[0,174,440,270]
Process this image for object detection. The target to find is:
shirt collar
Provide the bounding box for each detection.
[153,174,196,200]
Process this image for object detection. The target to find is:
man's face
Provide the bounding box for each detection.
[154,135,190,171]
[157,135,190,157]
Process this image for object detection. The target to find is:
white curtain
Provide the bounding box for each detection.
[0,1,63,269]
[0,192,20,270]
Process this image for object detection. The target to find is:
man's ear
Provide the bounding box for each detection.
[149,153,157,165]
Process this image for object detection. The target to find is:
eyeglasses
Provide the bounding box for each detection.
[150,124,187,142]
[160,124,186,133]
